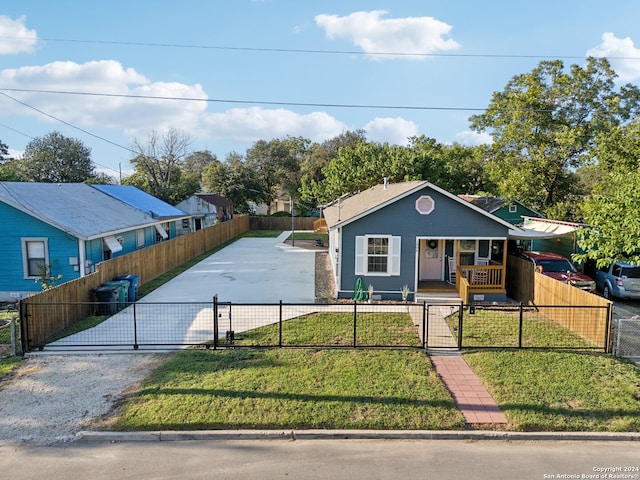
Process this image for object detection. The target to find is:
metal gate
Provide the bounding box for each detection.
[612,316,640,358]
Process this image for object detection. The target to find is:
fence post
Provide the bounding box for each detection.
[457,302,464,350]
[353,300,357,348]
[19,300,28,354]
[213,294,218,350]
[518,302,524,348]
[279,300,283,348]
[133,302,139,350]
[604,303,613,354]
[10,316,17,356]
[423,302,428,350]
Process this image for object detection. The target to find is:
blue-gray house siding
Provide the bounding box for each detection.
[324,181,519,302]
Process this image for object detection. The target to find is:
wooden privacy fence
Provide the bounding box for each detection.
[249,216,318,231]
[506,255,612,348]
[21,215,249,347]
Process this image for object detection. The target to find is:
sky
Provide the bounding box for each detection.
[1,1,640,181]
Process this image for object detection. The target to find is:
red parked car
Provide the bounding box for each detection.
[518,251,596,292]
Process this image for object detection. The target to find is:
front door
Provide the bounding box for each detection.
[420,239,442,280]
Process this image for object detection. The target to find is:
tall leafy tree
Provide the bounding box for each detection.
[201,152,263,213]
[245,136,309,209]
[576,120,640,267]
[469,57,640,216]
[21,131,95,182]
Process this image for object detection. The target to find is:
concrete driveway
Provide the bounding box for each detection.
[47,232,317,351]
[140,231,316,303]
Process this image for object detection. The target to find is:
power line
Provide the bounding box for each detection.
[0,91,131,175]
[0,87,489,112]
[4,35,640,61]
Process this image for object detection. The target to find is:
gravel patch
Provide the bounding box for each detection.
[0,241,334,447]
[0,353,163,446]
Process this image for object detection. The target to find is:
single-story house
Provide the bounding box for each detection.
[175,193,233,234]
[0,182,190,302]
[458,195,544,225]
[323,180,524,302]
[92,184,189,241]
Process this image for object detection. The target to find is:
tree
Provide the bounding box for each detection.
[0,139,24,181]
[183,150,218,188]
[576,120,640,267]
[245,137,309,209]
[201,152,263,213]
[21,131,95,182]
[469,57,640,217]
[125,127,194,203]
[299,130,366,205]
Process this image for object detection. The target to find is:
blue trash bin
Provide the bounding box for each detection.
[113,274,140,301]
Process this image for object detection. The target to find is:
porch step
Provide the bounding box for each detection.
[415,291,462,304]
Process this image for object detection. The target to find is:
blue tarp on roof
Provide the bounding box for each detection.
[92,185,188,219]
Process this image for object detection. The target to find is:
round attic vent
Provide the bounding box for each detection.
[415,195,435,215]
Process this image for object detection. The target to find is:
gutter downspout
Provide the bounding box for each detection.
[79,239,87,277]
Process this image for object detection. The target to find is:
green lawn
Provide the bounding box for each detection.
[465,350,640,431]
[112,309,640,432]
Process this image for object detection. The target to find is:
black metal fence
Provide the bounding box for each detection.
[19,298,611,353]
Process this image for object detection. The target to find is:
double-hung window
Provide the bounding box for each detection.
[22,238,48,278]
[355,235,401,276]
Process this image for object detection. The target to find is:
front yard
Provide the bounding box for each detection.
[110,312,640,432]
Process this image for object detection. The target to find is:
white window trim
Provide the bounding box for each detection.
[136,229,145,248]
[509,205,517,213]
[21,237,49,279]
[355,235,401,276]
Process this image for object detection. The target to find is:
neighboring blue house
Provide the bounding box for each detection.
[0,182,189,302]
[92,185,188,241]
[458,195,544,225]
[323,180,521,302]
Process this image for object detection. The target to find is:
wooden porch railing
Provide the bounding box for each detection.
[457,265,505,292]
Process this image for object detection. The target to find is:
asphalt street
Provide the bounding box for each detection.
[2,439,638,480]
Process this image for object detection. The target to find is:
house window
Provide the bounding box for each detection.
[355,235,401,276]
[136,229,145,248]
[509,205,517,213]
[22,238,48,278]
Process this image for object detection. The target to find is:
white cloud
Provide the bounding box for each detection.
[0,15,37,55]
[0,60,207,134]
[315,10,460,60]
[201,107,347,143]
[455,130,492,146]
[587,32,640,82]
[363,117,418,145]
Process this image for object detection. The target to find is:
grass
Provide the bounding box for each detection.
[113,312,460,431]
[287,231,328,242]
[111,305,640,432]
[465,350,640,431]
[445,307,597,349]
[114,348,463,431]
[232,312,421,347]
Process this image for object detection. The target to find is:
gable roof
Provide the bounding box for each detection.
[0,182,161,240]
[196,193,233,208]
[323,180,520,232]
[92,185,188,220]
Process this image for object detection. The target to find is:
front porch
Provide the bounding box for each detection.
[416,238,508,302]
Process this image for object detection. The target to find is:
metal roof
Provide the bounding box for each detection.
[0,182,161,240]
[92,185,188,219]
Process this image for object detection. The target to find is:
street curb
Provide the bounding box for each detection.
[77,430,640,443]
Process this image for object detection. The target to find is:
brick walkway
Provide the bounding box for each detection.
[430,352,507,424]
